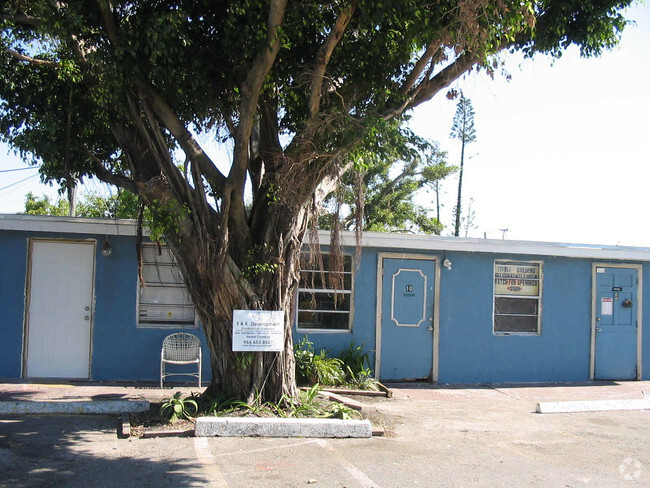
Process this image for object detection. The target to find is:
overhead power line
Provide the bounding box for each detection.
[0,166,40,173]
[0,173,40,193]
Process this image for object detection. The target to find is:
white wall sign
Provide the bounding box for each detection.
[601,297,613,316]
[232,310,285,352]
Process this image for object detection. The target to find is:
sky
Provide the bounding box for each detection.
[1,4,649,247]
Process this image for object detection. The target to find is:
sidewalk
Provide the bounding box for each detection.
[1,378,648,406]
[0,379,201,404]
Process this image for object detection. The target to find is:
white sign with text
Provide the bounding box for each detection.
[232,310,285,352]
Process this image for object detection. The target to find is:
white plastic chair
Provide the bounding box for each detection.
[160,333,202,388]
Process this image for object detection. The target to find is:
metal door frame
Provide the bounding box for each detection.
[375,253,441,382]
[590,262,642,380]
[23,238,97,379]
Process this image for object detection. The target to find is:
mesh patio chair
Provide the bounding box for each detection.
[160,332,202,388]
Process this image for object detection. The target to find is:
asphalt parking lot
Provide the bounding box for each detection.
[1,381,649,487]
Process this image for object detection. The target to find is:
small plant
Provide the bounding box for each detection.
[159,391,198,423]
[338,342,380,391]
[294,336,345,386]
[193,390,239,416]
[326,401,355,420]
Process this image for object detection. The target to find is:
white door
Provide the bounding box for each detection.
[26,240,95,379]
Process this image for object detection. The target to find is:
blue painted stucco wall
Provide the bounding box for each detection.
[0,229,211,383]
[301,246,650,383]
[2,223,649,384]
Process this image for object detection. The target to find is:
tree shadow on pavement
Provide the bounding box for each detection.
[0,415,205,488]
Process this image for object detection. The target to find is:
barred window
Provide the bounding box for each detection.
[137,244,197,328]
[494,260,542,334]
[297,253,353,331]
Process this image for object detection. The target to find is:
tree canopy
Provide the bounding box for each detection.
[0,0,635,402]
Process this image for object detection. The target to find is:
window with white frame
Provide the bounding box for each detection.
[493,260,542,334]
[297,253,353,331]
[137,244,197,328]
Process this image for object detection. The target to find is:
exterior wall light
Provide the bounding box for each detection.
[443,258,452,270]
[102,236,112,257]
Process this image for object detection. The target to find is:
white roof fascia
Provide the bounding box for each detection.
[320,230,650,262]
[2,215,649,261]
[0,214,141,236]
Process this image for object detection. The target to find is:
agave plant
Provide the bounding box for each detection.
[159,391,199,423]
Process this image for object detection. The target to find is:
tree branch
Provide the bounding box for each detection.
[137,82,227,196]
[85,149,139,194]
[5,48,59,68]
[230,0,287,185]
[399,41,439,96]
[95,0,120,44]
[384,51,478,120]
[227,0,287,246]
[308,0,357,117]
[0,12,42,27]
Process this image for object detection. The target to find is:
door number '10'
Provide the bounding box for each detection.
[405,285,413,292]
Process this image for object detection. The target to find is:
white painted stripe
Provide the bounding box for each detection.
[209,439,319,458]
[193,437,230,488]
[536,399,650,414]
[316,439,383,488]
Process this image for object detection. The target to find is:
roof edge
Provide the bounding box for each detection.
[1,214,649,260]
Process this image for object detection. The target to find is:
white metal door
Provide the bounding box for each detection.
[26,240,95,378]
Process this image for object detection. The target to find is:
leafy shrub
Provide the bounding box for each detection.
[338,341,371,377]
[294,336,345,386]
[338,342,380,391]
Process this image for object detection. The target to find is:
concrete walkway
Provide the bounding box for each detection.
[1,378,648,412]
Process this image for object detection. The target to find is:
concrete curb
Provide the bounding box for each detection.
[195,417,372,438]
[0,400,150,415]
[536,398,650,414]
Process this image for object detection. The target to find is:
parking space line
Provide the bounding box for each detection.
[315,439,383,488]
[193,437,231,488]
[209,438,320,458]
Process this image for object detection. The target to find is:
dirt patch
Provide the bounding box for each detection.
[128,395,397,437]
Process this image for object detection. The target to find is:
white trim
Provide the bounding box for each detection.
[590,262,643,380]
[0,214,141,236]
[390,268,428,327]
[322,230,650,261]
[4,215,650,261]
[375,253,440,382]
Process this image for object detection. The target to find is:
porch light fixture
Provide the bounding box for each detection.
[102,236,112,257]
[443,258,452,271]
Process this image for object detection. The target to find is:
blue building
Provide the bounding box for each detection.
[1,213,648,384]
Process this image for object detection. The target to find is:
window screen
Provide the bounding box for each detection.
[297,253,353,331]
[138,244,196,328]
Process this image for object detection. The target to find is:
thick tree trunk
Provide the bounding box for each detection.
[158,194,309,404]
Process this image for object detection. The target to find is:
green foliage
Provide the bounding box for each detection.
[241,247,279,280]
[159,391,199,423]
[75,189,141,219]
[23,192,69,216]
[338,342,380,391]
[278,384,358,419]
[22,189,140,219]
[191,390,239,417]
[294,336,345,387]
[338,341,372,378]
[146,199,190,243]
[321,122,456,234]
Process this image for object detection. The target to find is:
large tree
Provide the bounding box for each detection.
[0,0,634,402]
